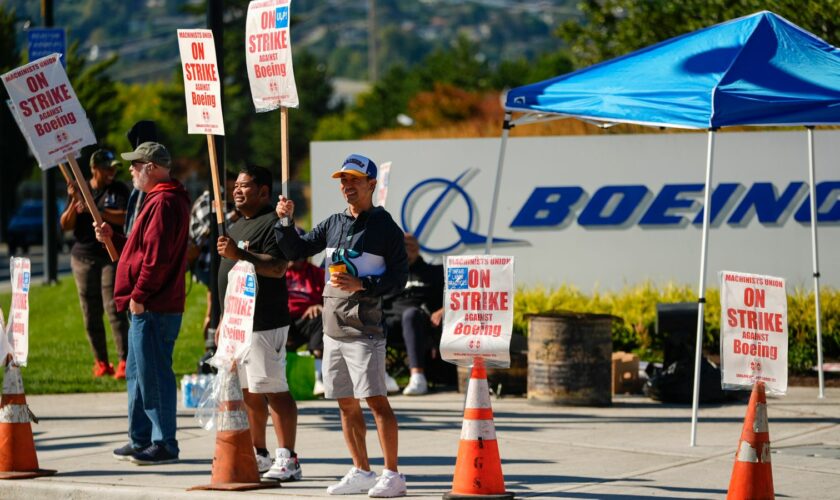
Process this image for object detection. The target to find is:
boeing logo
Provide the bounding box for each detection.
[400,169,522,254]
[512,181,840,228]
[401,174,840,255]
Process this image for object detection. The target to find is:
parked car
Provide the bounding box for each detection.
[6,199,66,255]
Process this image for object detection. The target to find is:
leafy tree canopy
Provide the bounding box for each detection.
[559,0,840,68]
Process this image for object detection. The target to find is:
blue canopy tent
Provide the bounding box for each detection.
[489,11,840,445]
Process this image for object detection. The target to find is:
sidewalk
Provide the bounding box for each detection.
[3,387,840,499]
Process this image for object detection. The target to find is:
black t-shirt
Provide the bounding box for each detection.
[219,205,290,330]
[71,181,130,259]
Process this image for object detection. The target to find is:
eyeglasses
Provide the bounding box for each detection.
[130,161,150,169]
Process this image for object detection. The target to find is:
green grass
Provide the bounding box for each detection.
[0,278,207,394]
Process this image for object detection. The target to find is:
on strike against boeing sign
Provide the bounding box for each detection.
[2,54,96,168]
[440,255,514,368]
[245,0,299,112]
[720,271,788,394]
[177,29,225,135]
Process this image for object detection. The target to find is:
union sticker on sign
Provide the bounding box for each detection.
[719,270,788,395]
[440,255,515,368]
[1,54,96,169]
[245,0,299,111]
[177,29,225,135]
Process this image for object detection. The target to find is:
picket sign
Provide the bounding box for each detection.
[440,255,515,369]
[720,271,789,395]
[245,0,299,197]
[177,29,227,234]
[209,261,258,370]
[376,161,392,208]
[1,55,117,260]
[3,258,32,367]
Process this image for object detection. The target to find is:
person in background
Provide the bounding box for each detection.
[275,153,409,498]
[96,141,190,465]
[285,229,326,396]
[382,233,444,396]
[60,149,130,379]
[188,173,238,350]
[216,166,301,481]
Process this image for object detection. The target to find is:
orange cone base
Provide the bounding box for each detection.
[189,430,277,491]
[447,439,512,499]
[443,491,515,500]
[727,461,774,500]
[0,421,55,479]
[189,481,281,492]
[0,469,57,480]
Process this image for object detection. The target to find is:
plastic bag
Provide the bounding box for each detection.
[196,372,222,431]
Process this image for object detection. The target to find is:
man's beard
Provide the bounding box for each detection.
[132,169,150,191]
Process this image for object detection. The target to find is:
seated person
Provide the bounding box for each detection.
[285,229,326,395]
[382,233,444,396]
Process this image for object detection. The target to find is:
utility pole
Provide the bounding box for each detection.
[41,0,58,284]
[204,0,225,359]
[368,0,378,82]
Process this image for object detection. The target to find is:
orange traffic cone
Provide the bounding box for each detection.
[190,365,279,491]
[444,357,514,500]
[0,364,56,479]
[727,382,774,500]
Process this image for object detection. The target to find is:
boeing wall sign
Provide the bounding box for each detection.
[312,131,840,290]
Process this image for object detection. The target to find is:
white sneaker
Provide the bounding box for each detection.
[313,379,325,396]
[385,374,400,394]
[402,373,428,396]
[263,448,302,481]
[327,467,377,495]
[255,450,273,473]
[368,469,407,498]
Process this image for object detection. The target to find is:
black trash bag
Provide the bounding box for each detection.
[644,357,735,404]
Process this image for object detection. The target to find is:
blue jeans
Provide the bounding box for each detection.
[126,311,182,455]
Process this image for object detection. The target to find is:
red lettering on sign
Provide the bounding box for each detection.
[726,308,782,332]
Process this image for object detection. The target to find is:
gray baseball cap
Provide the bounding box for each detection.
[121,141,171,168]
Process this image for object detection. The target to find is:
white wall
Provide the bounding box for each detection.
[311,130,839,291]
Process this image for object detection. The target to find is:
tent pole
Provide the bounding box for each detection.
[485,112,513,254]
[690,129,716,447]
[806,126,825,399]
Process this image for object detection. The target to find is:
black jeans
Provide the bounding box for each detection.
[288,313,324,353]
[385,307,432,370]
[71,254,129,363]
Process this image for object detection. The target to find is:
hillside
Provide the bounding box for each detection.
[6,0,580,83]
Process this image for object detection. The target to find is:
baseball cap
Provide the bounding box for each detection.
[331,154,377,179]
[110,159,122,169]
[121,141,171,168]
[90,149,115,168]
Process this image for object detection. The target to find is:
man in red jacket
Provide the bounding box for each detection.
[94,141,190,465]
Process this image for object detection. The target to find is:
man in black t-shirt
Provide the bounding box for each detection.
[216,165,300,482]
[60,149,131,379]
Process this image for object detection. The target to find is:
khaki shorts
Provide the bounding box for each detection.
[323,335,387,399]
[237,326,290,394]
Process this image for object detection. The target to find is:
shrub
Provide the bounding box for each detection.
[514,283,838,372]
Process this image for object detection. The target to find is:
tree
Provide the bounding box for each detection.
[559,0,840,68]
[0,5,33,240]
[65,41,120,158]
